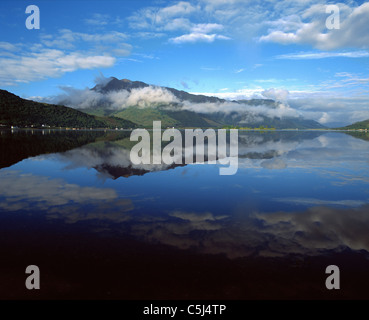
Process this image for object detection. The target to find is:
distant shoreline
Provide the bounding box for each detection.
[1,126,366,132]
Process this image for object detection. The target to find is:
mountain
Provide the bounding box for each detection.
[93,77,227,104]
[85,77,325,129]
[0,89,136,129]
[340,119,369,130]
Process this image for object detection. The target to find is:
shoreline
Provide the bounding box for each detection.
[1,127,367,132]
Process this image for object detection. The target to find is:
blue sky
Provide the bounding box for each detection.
[0,0,369,126]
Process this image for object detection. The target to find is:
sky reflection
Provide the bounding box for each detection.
[1,131,369,259]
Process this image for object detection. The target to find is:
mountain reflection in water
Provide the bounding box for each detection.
[1,129,369,299]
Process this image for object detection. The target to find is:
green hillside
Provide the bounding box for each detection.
[340,119,369,130]
[113,106,224,128]
[114,106,178,127]
[0,89,136,129]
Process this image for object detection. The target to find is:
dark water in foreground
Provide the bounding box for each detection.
[1,129,369,299]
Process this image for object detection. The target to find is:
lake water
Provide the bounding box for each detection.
[1,129,369,299]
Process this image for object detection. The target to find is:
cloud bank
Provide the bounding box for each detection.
[53,85,180,110]
[44,74,301,121]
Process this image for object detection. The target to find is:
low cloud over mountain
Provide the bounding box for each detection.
[39,75,324,129]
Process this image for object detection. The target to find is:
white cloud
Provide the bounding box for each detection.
[0,28,134,85]
[276,51,369,59]
[190,85,369,127]
[318,112,330,124]
[0,41,19,52]
[0,49,115,85]
[253,64,263,69]
[260,3,369,50]
[110,86,180,108]
[191,23,223,33]
[52,85,179,110]
[84,13,110,26]
[262,88,289,102]
[128,2,232,43]
[170,32,230,44]
[128,1,198,31]
[234,68,245,73]
[287,94,369,126]
[40,29,131,55]
[200,66,222,71]
[49,79,302,122]
[162,18,192,31]
[190,88,264,100]
[127,0,368,51]
[181,99,299,119]
[170,22,230,44]
[160,1,197,17]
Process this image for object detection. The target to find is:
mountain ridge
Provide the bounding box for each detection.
[85,77,326,129]
[5,76,364,129]
[0,89,136,129]
[339,119,369,130]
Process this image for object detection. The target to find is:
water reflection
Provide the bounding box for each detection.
[1,129,369,298]
[1,130,369,255]
[0,129,119,169]
[55,131,327,178]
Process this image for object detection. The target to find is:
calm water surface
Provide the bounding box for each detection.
[1,129,369,299]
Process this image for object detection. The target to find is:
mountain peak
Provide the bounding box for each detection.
[93,77,148,93]
[86,76,326,129]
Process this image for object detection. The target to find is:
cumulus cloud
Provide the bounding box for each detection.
[318,112,330,124]
[117,86,180,108]
[261,88,289,102]
[53,85,180,110]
